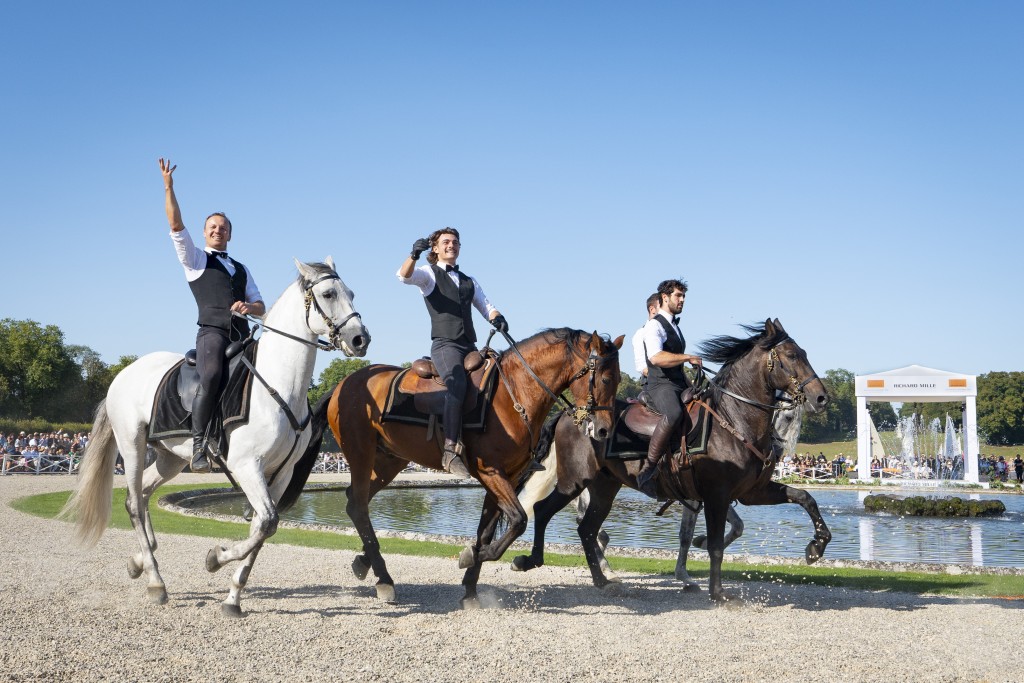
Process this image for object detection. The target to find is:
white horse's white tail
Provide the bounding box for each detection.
[518,443,560,522]
[59,400,117,546]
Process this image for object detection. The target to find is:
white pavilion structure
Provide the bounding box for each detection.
[854,365,979,483]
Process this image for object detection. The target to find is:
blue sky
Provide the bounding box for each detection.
[2,2,1020,382]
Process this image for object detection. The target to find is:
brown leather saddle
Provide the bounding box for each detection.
[622,387,696,440]
[381,350,500,430]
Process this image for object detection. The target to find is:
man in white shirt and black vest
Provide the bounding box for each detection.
[160,159,266,473]
[635,279,702,497]
[398,227,507,477]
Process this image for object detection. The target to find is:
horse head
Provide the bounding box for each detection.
[566,332,624,441]
[294,257,371,357]
[762,318,828,413]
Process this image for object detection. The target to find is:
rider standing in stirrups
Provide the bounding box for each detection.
[160,158,265,473]
[398,227,508,478]
[635,279,702,497]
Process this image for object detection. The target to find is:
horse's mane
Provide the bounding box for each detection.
[502,328,616,363]
[697,322,789,386]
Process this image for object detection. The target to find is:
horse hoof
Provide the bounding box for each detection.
[693,535,708,550]
[460,596,481,610]
[682,583,702,593]
[375,583,397,604]
[711,591,743,606]
[221,603,244,619]
[598,582,624,597]
[205,548,222,573]
[805,541,824,564]
[458,547,476,569]
[127,557,143,579]
[352,555,370,581]
[147,586,168,605]
[510,555,534,572]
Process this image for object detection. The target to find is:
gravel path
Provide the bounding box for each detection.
[2,475,1022,682]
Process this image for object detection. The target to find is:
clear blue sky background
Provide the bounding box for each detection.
[2,2,1020,382]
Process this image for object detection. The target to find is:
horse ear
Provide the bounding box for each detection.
[612,334,625,350]
[325,255,336,271]
[764,318,776,335]
[773,318,785,333]
[294,258,315,282]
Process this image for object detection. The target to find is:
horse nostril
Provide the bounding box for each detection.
[352,335,364,349]
[817,394,828,404]
[597,428,608,440]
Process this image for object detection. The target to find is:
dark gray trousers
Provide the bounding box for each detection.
[430,338,476,444]
[193,326,229,438]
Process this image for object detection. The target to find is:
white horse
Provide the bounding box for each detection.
[62,258,369,616]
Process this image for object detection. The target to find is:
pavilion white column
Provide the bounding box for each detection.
[857,396,871,481]
[963,396,980,484]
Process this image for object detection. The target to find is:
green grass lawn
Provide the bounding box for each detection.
[14,485,1024,599]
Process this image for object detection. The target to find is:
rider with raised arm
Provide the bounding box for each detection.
[635,279,702,497]
[397,227,507,477]
[160,158,265,473]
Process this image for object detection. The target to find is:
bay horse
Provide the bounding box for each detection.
[517,389,808,591]
[62,258,370,616]
[510,319,828,601]
[322,328,623,608]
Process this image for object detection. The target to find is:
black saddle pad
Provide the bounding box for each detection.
[604,400,711,461]
[380,363,499,432]
[148,342,258,442]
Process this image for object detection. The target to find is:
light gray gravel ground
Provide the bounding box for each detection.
[2,474,1022,683]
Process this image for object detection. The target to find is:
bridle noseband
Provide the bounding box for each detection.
[302,271,363,351]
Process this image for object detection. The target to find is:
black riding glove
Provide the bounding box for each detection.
[410,238,431,260]
[491,315,509,334]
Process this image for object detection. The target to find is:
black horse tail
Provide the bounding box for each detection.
[278,385,337,513]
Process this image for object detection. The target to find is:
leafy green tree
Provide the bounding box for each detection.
[868,401,898,431]
[308,358,372,405]
[617,372,644,400]
[62,345,112,422]
[800,368,856,442]
[977,371,1024,444]
[0,319,79,420]
[107,355,139,378]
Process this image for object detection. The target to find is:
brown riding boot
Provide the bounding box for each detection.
[636,418,674,497]
[441,439,471,478]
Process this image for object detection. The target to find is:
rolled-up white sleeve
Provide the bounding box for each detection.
[641,319,667,362]
[397,264,435,296]
[470,277,497,319]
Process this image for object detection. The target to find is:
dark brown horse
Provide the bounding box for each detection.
[324,328,623,608]
[510,319,829,602]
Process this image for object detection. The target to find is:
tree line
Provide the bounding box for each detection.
[3,318,1023,445]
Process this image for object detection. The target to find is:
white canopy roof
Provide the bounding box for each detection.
[855,364,976,403]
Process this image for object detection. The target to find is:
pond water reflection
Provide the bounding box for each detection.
[184,486,1024,568]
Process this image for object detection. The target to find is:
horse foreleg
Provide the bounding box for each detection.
[577,474,622,587]
[703,495,740,603]
[511,485,579,573]
[345,461,399,602]
[460,493,504,610]
[740,481,830,564]
[221,542,263,618]
[692,504,744,550]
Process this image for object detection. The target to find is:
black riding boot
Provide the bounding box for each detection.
[190,387,216,474]
[441,395,470,478]
[636,417,674,497]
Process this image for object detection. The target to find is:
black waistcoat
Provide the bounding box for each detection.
[188,254,250,338]
[645,314,687,388]
[424,264,476,343]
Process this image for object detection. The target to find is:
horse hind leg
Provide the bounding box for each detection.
[128,449,187,580]
[122,449,168,604]
[674,502,702,591]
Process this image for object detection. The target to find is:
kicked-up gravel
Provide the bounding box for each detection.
[1,474,1022,683]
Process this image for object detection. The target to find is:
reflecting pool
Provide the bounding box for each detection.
[182,486,1024,568]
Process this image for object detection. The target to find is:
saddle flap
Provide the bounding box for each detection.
[402,360,492,416]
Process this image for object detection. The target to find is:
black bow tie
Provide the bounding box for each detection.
[672,316,680,325]
[445,264,460,273]
[209,251,228,260]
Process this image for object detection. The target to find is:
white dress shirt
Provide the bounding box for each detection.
[641,311,683,362]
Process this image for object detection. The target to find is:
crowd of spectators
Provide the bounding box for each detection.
[1,430,89,474]
[777,452,851,480]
